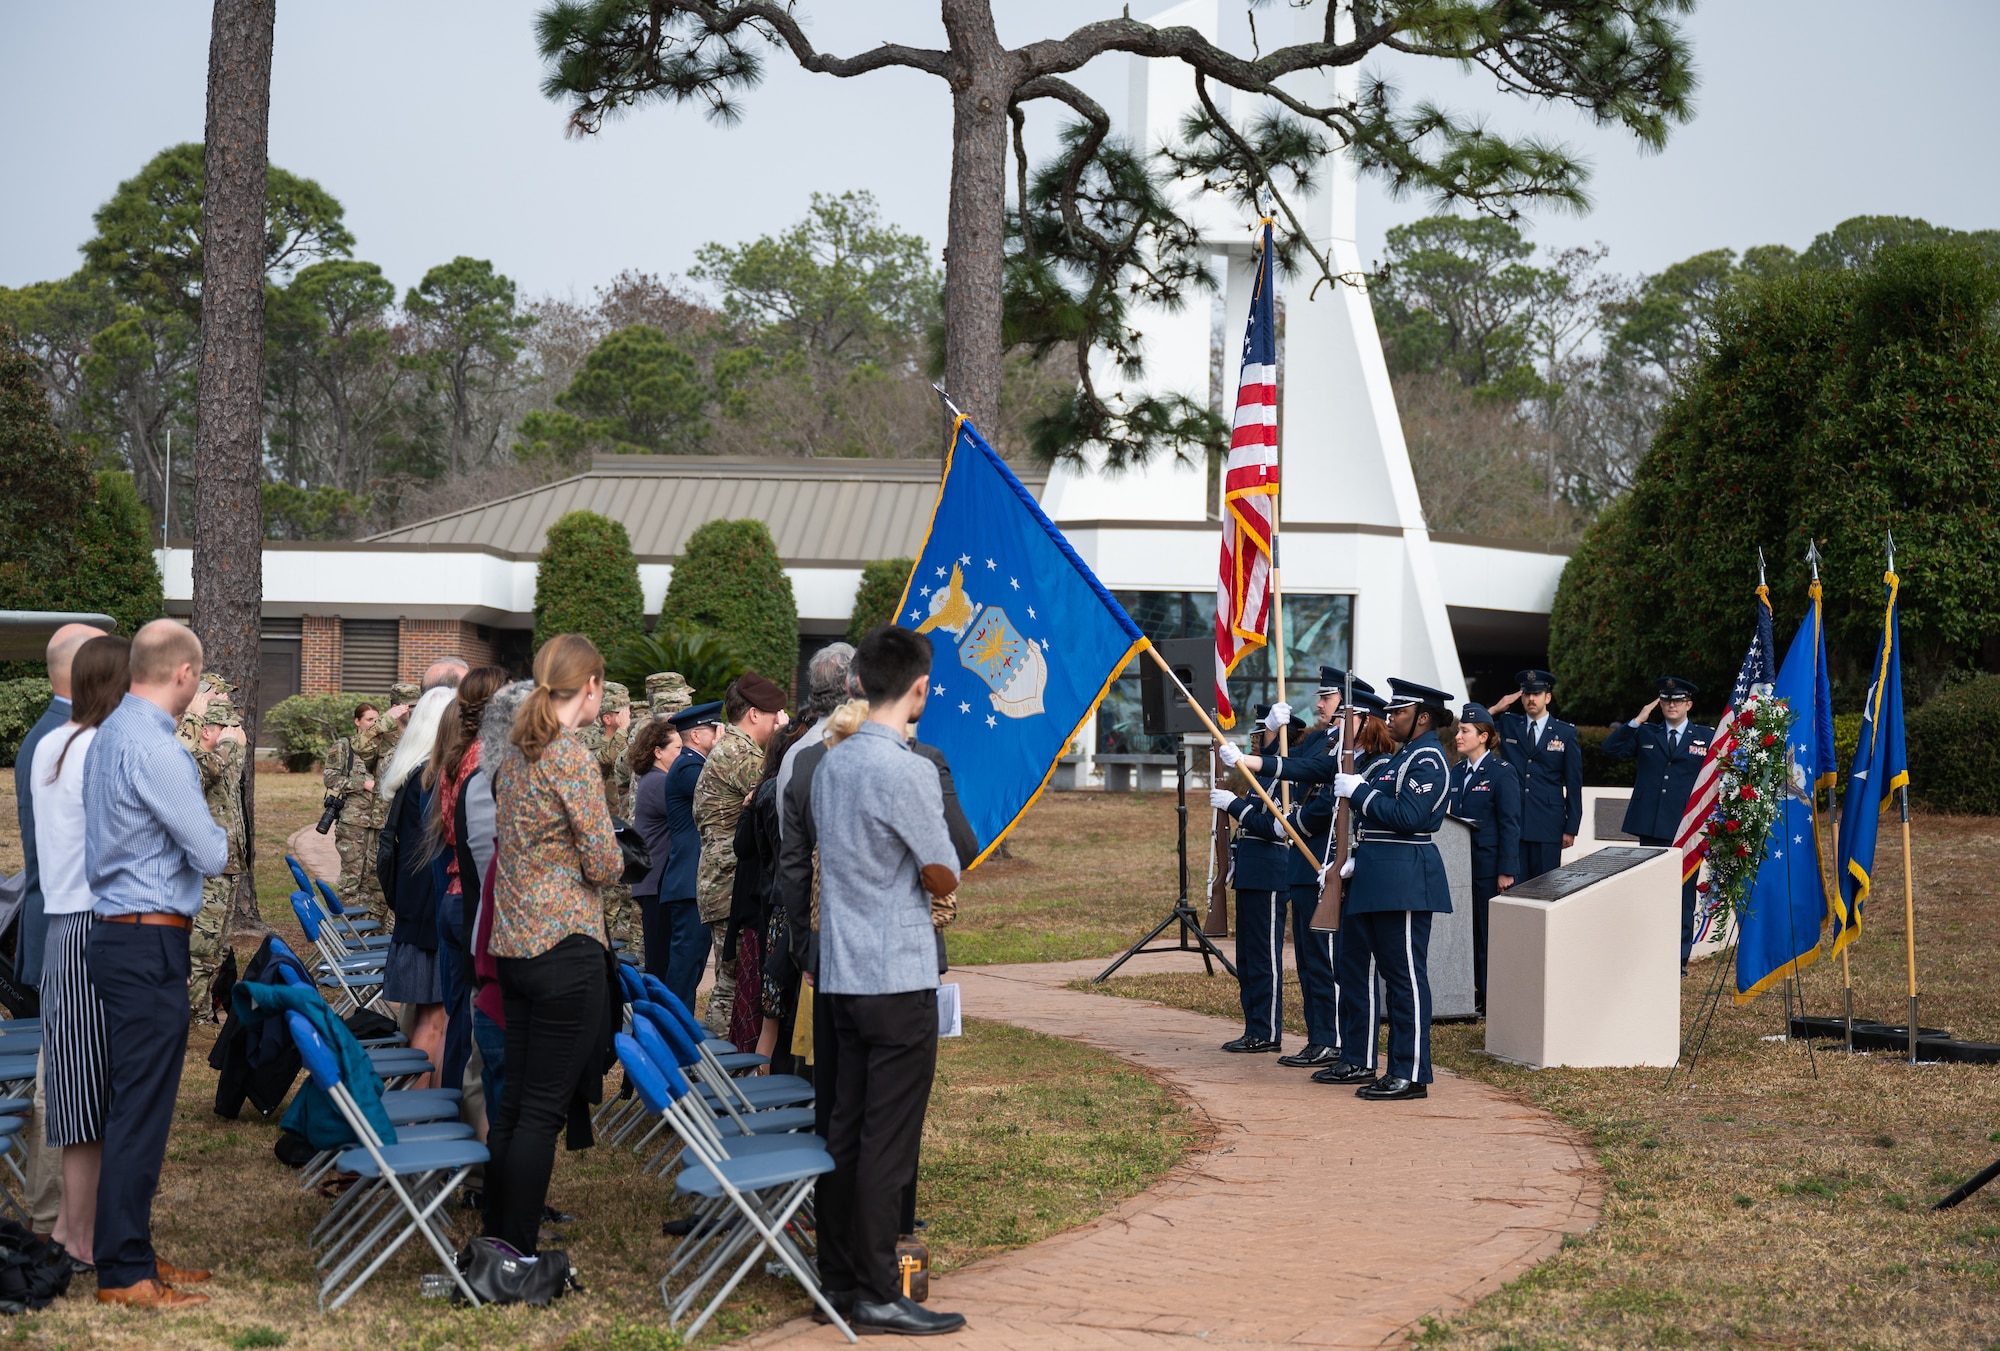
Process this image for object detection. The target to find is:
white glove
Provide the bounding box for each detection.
[1263,701,1292,732]
[1340,856,1355,879]
[1216,740,1244,768]
[1208,789,1238,812]
[1332,771,1365,799]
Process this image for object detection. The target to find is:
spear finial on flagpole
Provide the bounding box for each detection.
[1806,539,1822,582]
[1757,548,1767,588]
[1886,529,1896,574]
[931,383,965,422]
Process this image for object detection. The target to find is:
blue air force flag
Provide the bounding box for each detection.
[1735,586,1836,1004]
[1832,569,1908,957]
[896,417,1145,865]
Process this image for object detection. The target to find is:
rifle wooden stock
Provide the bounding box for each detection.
[1307,707,1356,932]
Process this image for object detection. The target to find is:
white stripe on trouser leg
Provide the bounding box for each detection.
[1402,912,1421,1078]
[1366,952,1377,1068]
[1268,898,1282,1039]
[1326,935,1340,1051]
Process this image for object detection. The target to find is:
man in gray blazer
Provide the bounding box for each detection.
[810,626,966,1338]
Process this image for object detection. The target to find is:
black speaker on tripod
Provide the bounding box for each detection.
[1140,638,1218,738]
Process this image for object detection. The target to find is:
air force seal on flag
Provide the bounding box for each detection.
[916,563,1048,718]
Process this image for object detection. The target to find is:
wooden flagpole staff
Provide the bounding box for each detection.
[1141,642,1323,871]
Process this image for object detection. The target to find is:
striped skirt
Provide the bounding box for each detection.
[41,912,107,1146]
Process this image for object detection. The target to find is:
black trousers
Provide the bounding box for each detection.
[636,893,667,981]
[485,934,607,1254]
[1637,835,1699,966]
[1350,910,1434,1083]
[819,990,938,1304]
[89,920,191,1289]
[1518,838,1563,883]
[1471,874,1502,1012]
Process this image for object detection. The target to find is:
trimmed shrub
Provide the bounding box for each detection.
[1907,676,2000,815]
[534,510,645,657]
[0,678,53,766]
[265,692,375,771]
[847,557,914,644]
[1575,725,1637,789]
[661,519,798,695]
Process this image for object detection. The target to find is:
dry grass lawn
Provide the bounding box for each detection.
[0,771,1199,1348]
[1094,814,2000,1350]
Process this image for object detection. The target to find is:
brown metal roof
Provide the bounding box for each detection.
[365,456,1049,565]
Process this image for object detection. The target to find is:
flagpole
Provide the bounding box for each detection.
[1885,532,1921,1063]
[1145,642,1323,870]
[1258,212,1291,813]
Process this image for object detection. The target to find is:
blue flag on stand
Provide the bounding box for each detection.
[896,416,1147,866]
[1735,584,1836,1004]
[1832,567,1908,958]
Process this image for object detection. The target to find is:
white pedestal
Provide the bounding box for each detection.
[1485,846,1682,1068]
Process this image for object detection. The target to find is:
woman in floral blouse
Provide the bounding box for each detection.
[482,633,623,1257]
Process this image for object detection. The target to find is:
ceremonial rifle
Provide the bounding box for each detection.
[1307,666,1353,931]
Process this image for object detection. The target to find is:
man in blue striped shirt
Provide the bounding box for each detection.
[82,619,226,1309]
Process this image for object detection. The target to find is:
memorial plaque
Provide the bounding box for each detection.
[1592,796,1637,843]
[1506,846,1665,902]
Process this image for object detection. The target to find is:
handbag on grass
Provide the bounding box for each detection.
[453,1238,579,1306]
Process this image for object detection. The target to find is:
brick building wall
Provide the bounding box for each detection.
[301,615,342,695]
[398,618,496,683]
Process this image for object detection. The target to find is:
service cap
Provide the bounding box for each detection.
[1349,689,1389,718]
[1316,667,1376,696]
[1655,676,1700,701]
[669,700,724,731]
[1460,702,1496,729]
[1514,668,1557,694]
[1386,677,1456,710]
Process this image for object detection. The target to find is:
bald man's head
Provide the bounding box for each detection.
[46,623,108,699]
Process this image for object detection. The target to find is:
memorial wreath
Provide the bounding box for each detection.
[1696,692,1794,933]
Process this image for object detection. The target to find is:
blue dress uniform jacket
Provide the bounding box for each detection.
[1602,720,1714,840]
[1494,712,1583,841]
[1229,767,1290,892]
[659,745,707,900]
[1345,730,1453,917]
[1448,753,1522,880]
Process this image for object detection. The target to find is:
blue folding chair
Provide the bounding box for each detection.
[617,1032,851,1341]
[315,879,391,949]
[285,1012,486,1310]
[289,893,387,1015]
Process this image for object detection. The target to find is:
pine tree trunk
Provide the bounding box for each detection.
[941,0,1012,437]
[195,0,276,930]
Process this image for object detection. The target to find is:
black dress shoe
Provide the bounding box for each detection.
[850,1295,966,1335]
[1276,1043,1336,1067]
[1311,1062,1377,1085]
[812,1289,858,1325]
[1220,1035,1281,1054]
[1356,1075,1427,1101]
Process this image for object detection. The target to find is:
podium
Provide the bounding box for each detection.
[1485,846,1681,1068]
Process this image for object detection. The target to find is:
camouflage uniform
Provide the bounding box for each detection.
[191,696,248,1018]
[647,671,693,720]
[177,670,237,753]
[323,734,382,924]
[342,682,417,925]
[692,722,765,1034]
[580,682,637,946]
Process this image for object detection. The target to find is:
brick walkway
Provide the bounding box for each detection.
[750,946,1600,1349]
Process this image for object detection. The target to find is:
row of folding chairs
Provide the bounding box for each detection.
[249,938,483,1311]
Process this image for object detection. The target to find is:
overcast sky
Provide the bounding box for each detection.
[6,2,1999,305]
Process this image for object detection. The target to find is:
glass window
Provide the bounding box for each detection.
[1098,591,1352,754]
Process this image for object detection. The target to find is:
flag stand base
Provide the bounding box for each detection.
[1095,743,1238,984]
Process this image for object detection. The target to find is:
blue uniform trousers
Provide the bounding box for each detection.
[1471,875,1501,1012]
[1638,835,1699,967]
[657,896,711,1014]
[1518,839,1563,884]
[1236,886,1342,1046]
[1333,902,1379,1071]
[1346,910,1434,1084]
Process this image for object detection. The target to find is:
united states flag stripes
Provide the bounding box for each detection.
[1678,586,1778,938]
[1213,220,1279,728]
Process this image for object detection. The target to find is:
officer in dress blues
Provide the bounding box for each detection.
[1210,703,1302,1053]
[1488,669,1582,883]
[1221,678,1454,1100]
[1314,688,1394,1086]
[1602,676,1713,971]
[1207,669,1372,1068]
[1449,704,1520,1014]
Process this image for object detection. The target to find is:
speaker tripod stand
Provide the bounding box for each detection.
[1095,738,1237,983]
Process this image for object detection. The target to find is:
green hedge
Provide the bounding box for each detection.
[1908,676,2000,815]
[0,678,53,766]
[1575,726,1637,789]
[662,519,798,697]
[265,692,377,771]
[534,510,645,656]
[847,558,914,644]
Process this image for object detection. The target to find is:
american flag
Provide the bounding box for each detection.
[1678,585,1778,930]
[1214,220,1279,729]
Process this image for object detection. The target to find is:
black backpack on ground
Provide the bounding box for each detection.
[0,1220,72,1312]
